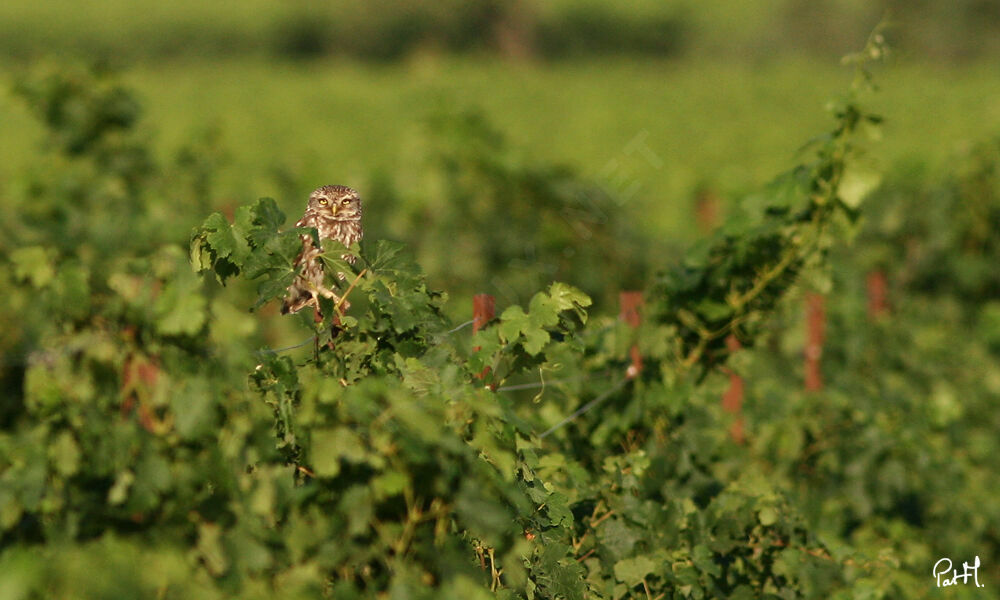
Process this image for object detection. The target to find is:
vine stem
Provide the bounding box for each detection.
[334,268,368,316]
[681,213,827,371]
[728,245,802,311]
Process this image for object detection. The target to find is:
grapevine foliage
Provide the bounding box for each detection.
[7,29,995,599]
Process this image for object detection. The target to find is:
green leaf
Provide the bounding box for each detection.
[547,282,592,321]
[339,485,374,537]
[542,492,573,527]
[367,239,420,277]
[310,427,367,477]
[171,378,214,440]
[201,212,237,259]
[536,543,586,600]
[372,471,409,499]
[522,327,550,356]
[0,489,23,531]
[250,197,286,231]
[155,279,207,336]
[49,431,80,477]
[52,261,91,320]
[243,230,300,280]
[456,481,514,541]
[191,211,246,281]
[241,197,286,248]
[838,165,881,209]
[108,470,134,505]
[197,522,230,577]
[597,518,640,562]
[692,544,720,578]
[614,555,658,586]
[528,292,561,328]
[499,306,529,343]
[397,356,440,395]
[253,269,296,310]
[11,246,56,288]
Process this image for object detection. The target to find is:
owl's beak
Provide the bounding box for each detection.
[328,203,339,216]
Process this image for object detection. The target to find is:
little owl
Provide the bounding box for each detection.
[281,185,363,315]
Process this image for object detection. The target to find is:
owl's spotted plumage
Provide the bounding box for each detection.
[281,185,363,315]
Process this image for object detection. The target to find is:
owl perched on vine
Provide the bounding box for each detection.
[281,185,363,315]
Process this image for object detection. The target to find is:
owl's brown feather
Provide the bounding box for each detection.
[281,185,363,315]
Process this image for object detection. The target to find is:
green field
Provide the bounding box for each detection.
[5,57,1000,244]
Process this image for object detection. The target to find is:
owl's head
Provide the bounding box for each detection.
[309,185,362,220]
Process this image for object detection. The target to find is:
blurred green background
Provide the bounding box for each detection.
[3,0,999,251]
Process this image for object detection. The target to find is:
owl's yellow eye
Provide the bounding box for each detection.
[318,198,328,205]
[341,198,351,205]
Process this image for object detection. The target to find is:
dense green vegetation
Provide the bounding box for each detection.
[1,6,999,600]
